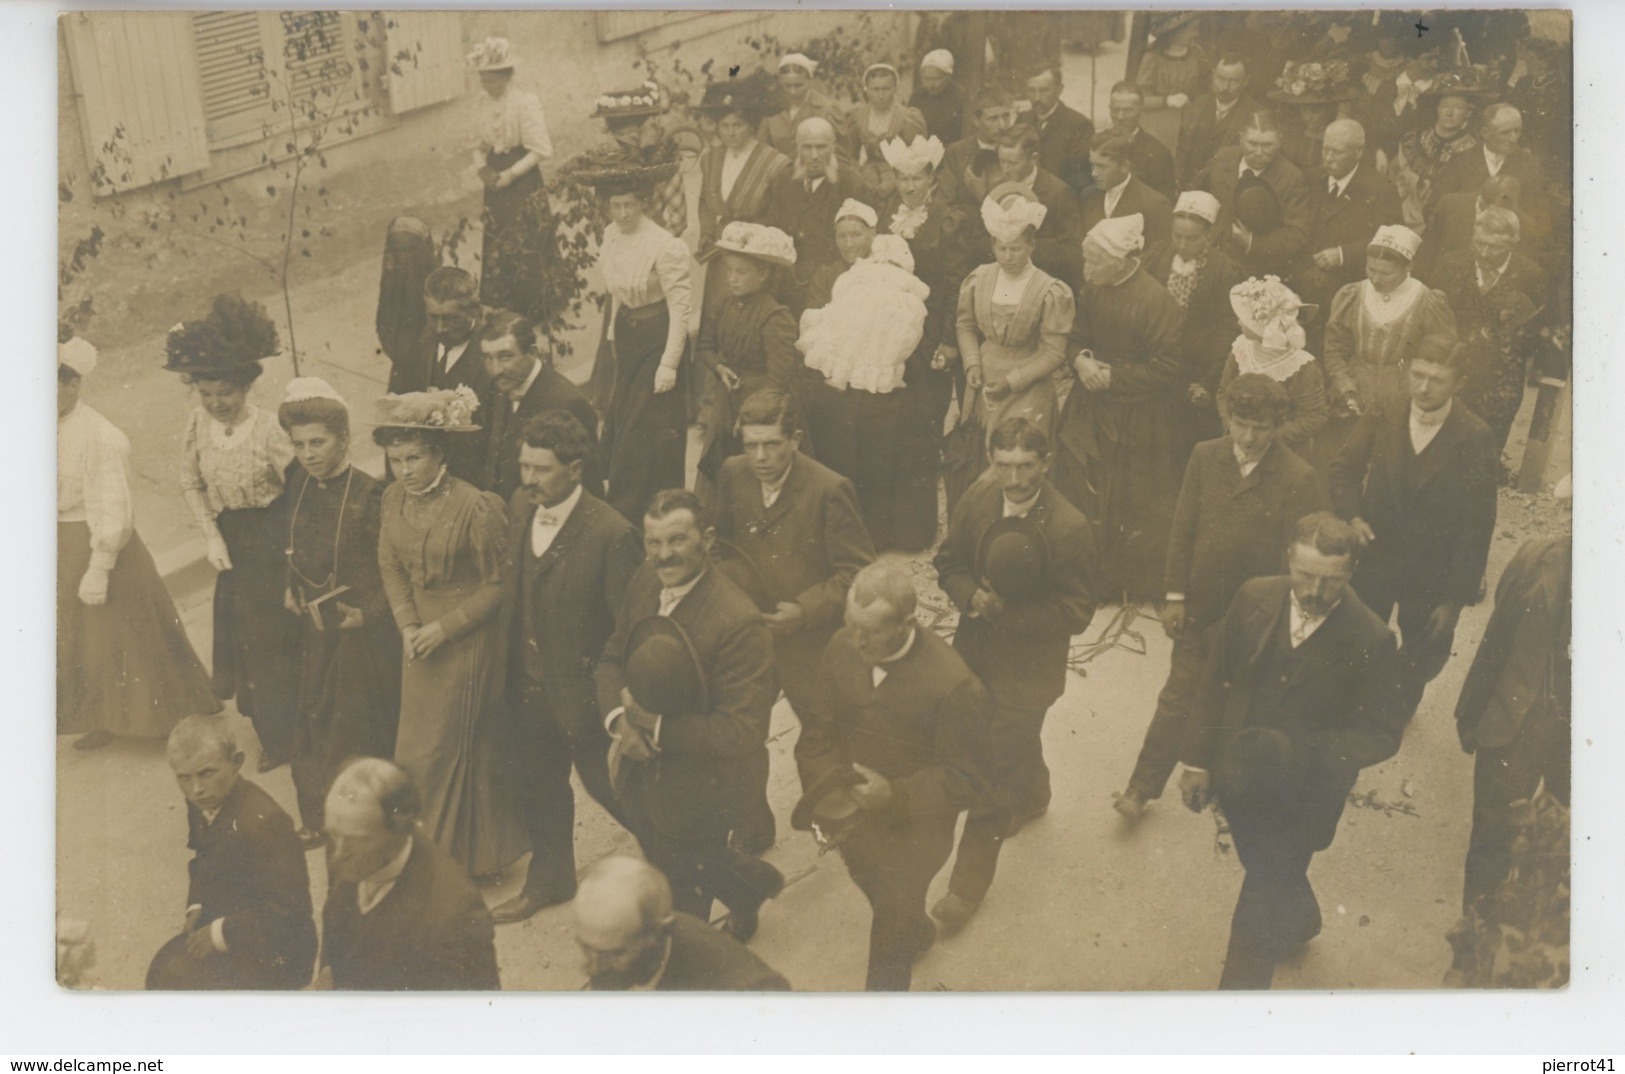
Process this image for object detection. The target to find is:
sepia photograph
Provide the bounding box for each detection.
[50,4,1577,1002]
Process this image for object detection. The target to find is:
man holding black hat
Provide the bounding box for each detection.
[1207,113,1311,278]
[930,417,1097,935]
[597,489,784,942]
[711,388,876,853]
[796,558,993,990]
[1178,512,1405,989]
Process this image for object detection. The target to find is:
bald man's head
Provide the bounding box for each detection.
[1320,118,1366,180]
[575,857,674,989]
[324,758,417,884]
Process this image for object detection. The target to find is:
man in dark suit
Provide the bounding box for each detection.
[931,419,1097,933]
[1431,206,1550,344]
[318,759,499,990]
[937,84,1018,209]
[762,116,873,313]
[1116,376,1327,818]
[797,559,993,990]
[1080,132,1174,255]
[1179,512,1405,989]
[146,716,316,990]
[598,490,785,941]
[1098,81,1176,201]
[491,411,643,924]
[1451,491,1570,929]
[989,125,1085,287]
[712,389,875,852]
[1329,339,1498,720]
[1176,55,1258,193]
[395,267,492,486]
[577,856,791,990]
[1208,114,1312,278]
[1291,119,1403,322]
[1016,64,1094,194]
[475,309,601,503]
[1416,174,1526,280]
[1429,104,1544,218]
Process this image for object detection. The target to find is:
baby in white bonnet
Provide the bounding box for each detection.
[797,234,930,394]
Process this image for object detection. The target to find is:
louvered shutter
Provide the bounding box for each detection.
[192,10,272,144]
[62,11,212,194]
[385,11,466,114]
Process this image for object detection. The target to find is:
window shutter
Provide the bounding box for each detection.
[385,11,466,114]
[278,11,355,103]
[63,11,212,194]
[192,11,272,143]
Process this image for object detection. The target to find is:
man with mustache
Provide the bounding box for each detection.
[476,309,600,503]
[491,410,642,925]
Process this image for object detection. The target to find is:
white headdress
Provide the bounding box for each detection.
[778,53,818,75]
[1084,213,1145,259]
[283,377,347,408]
[1173,190,1221,226]
[981,192,1048,244]
[835,198,879,229]
[920,49,955,75]
[1368,223,1422,262]
[868,234,916,275]
[862,62,900,83]
[879,134,946,175]
[1230,276,1309,352]
[58,337,98,378]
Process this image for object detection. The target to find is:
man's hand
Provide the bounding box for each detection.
[611,707,657,763]
[849,763,894,812]
[1187,383,1212,408]
[492,169,515,190]
[78,567,109,607]
[965,365,985,392]
[762,601,807,636]
[1230,220,1254,251]
[970,585,1005,620]
[1350,518,1377,546]
[206,534,233,572]
[335,602,365,631]
[1312,247,1342,270]
[185,921,217,960]
[652,365,678,394]
[284,588,303,616]
[714,363,742,392]
[1159,599,1187,640]
[983,377,1012,402]
[932,344,958,372]
[1166,92,1190,110]
[1338,391,1363,417]
[412,621,449,659]
[184,906,203,934]
[1179,768,1212,813]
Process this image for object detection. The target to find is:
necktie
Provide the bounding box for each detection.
[433,345,447,385]
[1328,177,1339,195]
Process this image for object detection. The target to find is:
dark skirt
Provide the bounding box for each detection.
[806,383,907,552]
[602,302,688,526]
[480,147,550,324]
[893,345,955,552]
[289,596,403,829]
[57,521,220,738]
[212,506,302,760]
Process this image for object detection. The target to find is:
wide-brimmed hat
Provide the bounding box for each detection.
[976,514,1050,603]
[1268,59,1360,106]
[1234,172,1283,234]
[564,142,679,196]
[371,387,482,432]
[164,293,281,375]
[1213,727,1308,814]
[592,80,666,121]
[790,765,869,851]
[466,36,515,73]
[1150,12,1201,39]
[1230,276,1313,351]
[710,221,798,267]
[1419,67,1500,105]
[624,615,708,720]
[693,70,783,124]
[712,538,776,613]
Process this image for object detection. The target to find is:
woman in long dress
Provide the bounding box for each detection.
[58,339,220,750]
[279,379,401,849]
[165,294,300,771]
[467,37,554,323]
[953,185,1075,507]
[374,390,526,878]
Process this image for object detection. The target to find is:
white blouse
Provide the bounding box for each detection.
[478,88,553,158]
[58,403,134,571]
[1360,275,1426,327]
[599,220,693,369]
[179,404,294,539]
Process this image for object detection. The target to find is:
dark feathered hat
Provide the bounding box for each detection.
[164,293,280,374]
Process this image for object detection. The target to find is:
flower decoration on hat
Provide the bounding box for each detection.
[1229,276,1309,352]
[592,80,665,119]
[712,222,797,267]
[981,188,1048,244]
[372,385,482,432]
[465,36,514,72]
[563,140,680,195]
[879,134,946,176]
[1272,59,1356,103]
[58,336,98,378]
[164,293,281,374]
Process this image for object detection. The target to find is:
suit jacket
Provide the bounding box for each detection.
[1454,535,1571,751]
[936,134,1002,210]
[1176,93,1259,192]
[1164,437,1327,628]
[1023,167,1084,288]
[1182,575,1403,850]
[398,331,493,488]
[321,833,499,990]
[1415,193,1533,279]
[635,911,792,991]
[479,365,601,503]
[1431,247,1551,341]
[183,778,316,989]
[1209,146,1311,277]
[1017,100,1095,192]
[713,453,875,661]
[934,476,1098,709]
[1430,146,1544,216]
[758,91,847,160]
[1080,175,1173,257]
[797,622,992,823]
[1105,125,1176,201]
[496,486,642,724]
[1328,401,1499,610]
[596,565,777,838]
[761,169,874,300]
[1292,163,1404,304]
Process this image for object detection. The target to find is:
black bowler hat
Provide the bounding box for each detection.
[624,615,708,722]
[976,514,1050,603]
[1213,727,1308,814]
[791,765,869,851]
[712,537,776,613]
[1234,173,1283,235]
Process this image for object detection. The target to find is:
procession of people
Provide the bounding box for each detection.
[57,11,1572,993]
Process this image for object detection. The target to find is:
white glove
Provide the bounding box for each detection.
[652,365,678,394]
[1166,93,1190,109]
[78,567,110,606]
[206,534,233,572]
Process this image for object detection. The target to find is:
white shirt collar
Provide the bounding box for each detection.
[438,338,470,372]
[1410,399,1453,453]
[533,482,583,529]
[1329,164,1358,197]
[659,569,707,616]
[871,625,919,686]
[508,359,544,407]
[1003,490,1040,517]
[1288,591,1337,648]
[1484,144,1507,171]
[1233,440,1265,476]
[761,456,794,508]
[1103,173,1132,214]
[357,838,413,915]
[1476,254,1513,288]
[1239,155,1260,178]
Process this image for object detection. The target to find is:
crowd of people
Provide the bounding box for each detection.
[57,10,1571,993]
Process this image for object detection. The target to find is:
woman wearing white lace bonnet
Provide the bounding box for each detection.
[1217,276,1330,457]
